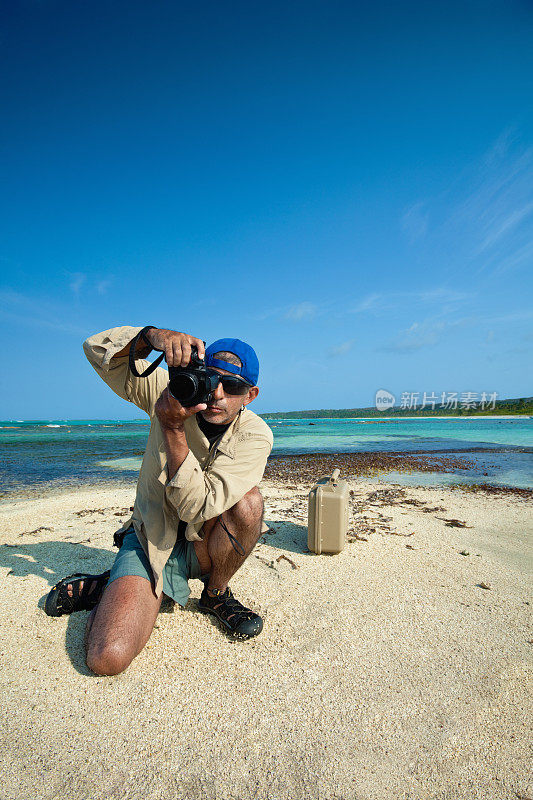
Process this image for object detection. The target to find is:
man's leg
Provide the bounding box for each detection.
[193,486,264,594]
[84,576,162,676]
[193,487,265,638]
[84,486,264,671]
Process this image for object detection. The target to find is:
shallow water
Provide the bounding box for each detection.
[266,416,533,450]
[0,417,531,497]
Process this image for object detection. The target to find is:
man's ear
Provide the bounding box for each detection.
[243,386,259,407]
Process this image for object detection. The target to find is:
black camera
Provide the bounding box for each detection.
[168,346,220,407]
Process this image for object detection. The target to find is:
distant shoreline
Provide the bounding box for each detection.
[264,415,530,421]
[261,396,533,419]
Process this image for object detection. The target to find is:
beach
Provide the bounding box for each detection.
[1,471,531,800]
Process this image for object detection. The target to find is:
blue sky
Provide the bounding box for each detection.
[1,0,532,418]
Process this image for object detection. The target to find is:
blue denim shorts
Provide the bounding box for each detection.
[109,530,206,607]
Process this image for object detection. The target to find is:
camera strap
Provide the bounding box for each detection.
[218,513,246,556]
[128,326,165,378]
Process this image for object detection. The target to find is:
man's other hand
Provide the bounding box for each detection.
[145,328,205,367]
[155,388,207,431]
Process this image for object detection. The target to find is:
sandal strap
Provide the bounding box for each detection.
[53,571,110,613]
[211,589,256,625]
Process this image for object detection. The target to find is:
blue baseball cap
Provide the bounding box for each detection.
[205,338,259,386]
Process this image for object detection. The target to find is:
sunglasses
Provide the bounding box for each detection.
[207,369,252,396]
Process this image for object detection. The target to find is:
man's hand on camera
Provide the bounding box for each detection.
[145,328,205,367]
[155,388,207,431]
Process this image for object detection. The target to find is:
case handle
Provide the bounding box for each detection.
[330,468,340,485]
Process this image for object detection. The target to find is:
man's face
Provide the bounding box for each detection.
[200,366,259,425]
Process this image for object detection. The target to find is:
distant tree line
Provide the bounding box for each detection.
[261,396,533,419]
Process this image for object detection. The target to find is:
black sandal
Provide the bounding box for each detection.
[44,570,110,617]
[198,583,263,640]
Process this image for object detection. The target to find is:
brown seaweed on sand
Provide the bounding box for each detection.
[275,554,299,569]
[19,526,54,537]
[75,506,132,517]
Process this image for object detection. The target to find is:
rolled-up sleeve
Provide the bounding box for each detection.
[165,433,273,524]
[83,326,168,416]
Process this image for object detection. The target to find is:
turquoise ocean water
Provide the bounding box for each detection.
[0,417,532,498]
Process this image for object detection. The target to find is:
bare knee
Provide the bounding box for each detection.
[227,487,263,526]
[86,640,134,676]
[202,488,263,537]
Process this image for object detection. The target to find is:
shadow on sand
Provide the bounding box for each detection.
[262,517,310,556]
[1,517,311,674]
[1,539,113,676]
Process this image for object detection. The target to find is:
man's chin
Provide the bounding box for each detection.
[202,407,228,422]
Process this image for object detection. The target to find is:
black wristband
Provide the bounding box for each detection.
[141,326,157,348]
[128,327,165,378]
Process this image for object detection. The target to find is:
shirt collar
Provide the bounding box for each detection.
[215,408,244,459]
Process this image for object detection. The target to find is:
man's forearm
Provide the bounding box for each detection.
[161,425,190,479]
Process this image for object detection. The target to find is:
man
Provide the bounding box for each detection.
[45,325,273,676]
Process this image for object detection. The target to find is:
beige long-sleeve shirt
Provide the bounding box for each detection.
[83,326,274,595]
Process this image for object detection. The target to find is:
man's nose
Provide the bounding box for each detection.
[212,380,225,400]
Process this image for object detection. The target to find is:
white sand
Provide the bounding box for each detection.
[0,479,531,800]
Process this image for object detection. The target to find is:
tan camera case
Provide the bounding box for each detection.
[307,469,349,555]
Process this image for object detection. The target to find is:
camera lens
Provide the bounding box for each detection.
[169,372,199,404]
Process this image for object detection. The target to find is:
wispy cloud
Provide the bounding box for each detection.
[0,290,87,335]
[379,320,446,354]
[377,306,533,355]
[402,129,533,278]
[255,288,468,325]
[491,239,533,276]
[255,300,326,322]
[96,278,112,295]
[328,339,354,357]
[285,301,317,321]
[480,309,533,326]
[475,200,533,255]
[352,293,381,313]
[352,287,471,316]
[401,202,429,243]
[68,272,86,296]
